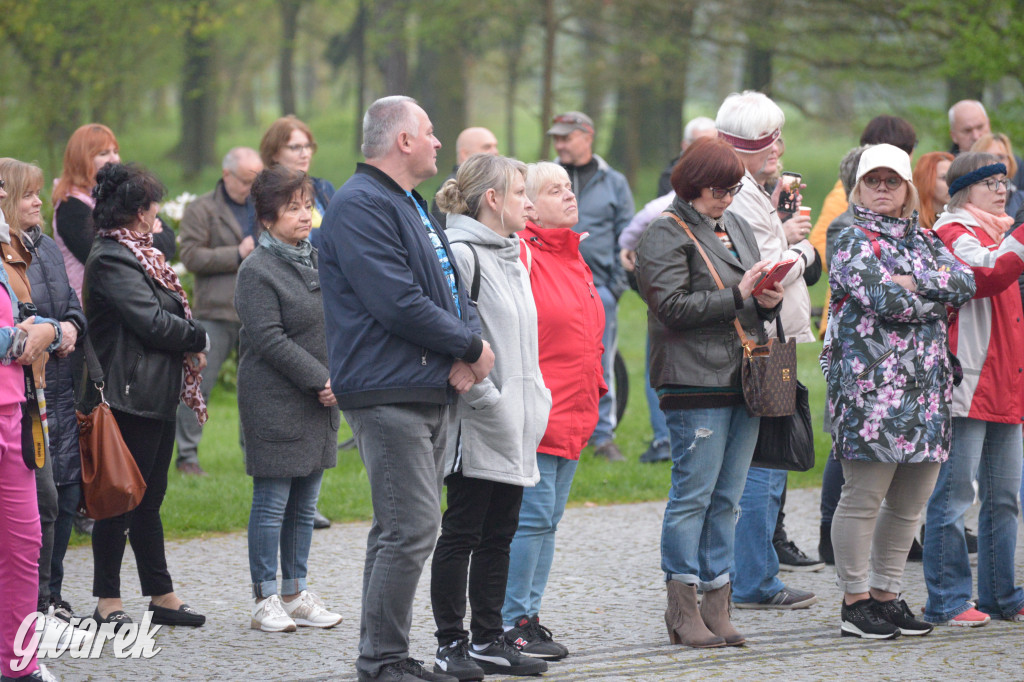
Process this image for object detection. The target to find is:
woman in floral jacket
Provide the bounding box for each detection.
[826,144,975,641]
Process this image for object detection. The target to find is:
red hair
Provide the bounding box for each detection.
[52,123,119,204]
[670,137,744,201]
[912,151,954,229]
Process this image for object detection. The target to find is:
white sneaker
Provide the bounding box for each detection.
[282,590,342,628]
[35,612,94,656]
[251,595,297,632]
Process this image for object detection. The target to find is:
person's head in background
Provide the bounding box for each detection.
[948,100,990,154]
[53,123,120,203]
[860,115,917,159]
[681,117,717,154]
[455,128,499,166]
[912,152,955,229]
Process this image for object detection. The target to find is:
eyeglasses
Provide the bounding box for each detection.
[863,175,904,190]
[284,143,315,154]
[981,177,1010,192]
[710,184,743,200]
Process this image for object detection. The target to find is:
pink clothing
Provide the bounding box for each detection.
[0,404,41,678]
[0,290,22,408]
[52,189,94,303]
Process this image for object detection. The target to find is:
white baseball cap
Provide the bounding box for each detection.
[855,144,913,186]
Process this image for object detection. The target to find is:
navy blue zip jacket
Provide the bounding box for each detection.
[319,163,482,410]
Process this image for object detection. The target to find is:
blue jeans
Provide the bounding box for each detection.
[248,471,324,600]
[731,467,788,602]
[502,453,578,624]
[661,405,759,591]
[923,418,1024,621]
[644,335,669,445]
[591,286,618,444]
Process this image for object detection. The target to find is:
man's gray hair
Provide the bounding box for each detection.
[839,146,869,196]
[948,100,987,128]
[222,147,259,173]
[362,96,419,159]
[683,117,716,144]
[715,90,785,140]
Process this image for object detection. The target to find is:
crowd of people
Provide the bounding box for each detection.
[0,92,1022,682]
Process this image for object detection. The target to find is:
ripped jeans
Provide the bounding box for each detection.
[661,404,760,591]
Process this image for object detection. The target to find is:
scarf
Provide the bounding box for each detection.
[258,231,314,268]
[101,227,207,425]
[962,203,1014,244]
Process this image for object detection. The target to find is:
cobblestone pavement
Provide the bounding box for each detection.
[48,487,1023,681]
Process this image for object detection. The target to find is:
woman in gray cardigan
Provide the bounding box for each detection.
[429,154,552,679]
[235,167,341,633]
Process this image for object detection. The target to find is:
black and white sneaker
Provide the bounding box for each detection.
[434,640,485,681]
[874,597,933,636]
[359,657,458,682]
[840,598,901,640]
[775,539,826,572]
[504,615,569,660]
[469,637,548,676]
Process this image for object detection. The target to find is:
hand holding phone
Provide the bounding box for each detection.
[752,259,796,297]
[777,172,802,213]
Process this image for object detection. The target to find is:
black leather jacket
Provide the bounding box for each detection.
[82,237,207,420]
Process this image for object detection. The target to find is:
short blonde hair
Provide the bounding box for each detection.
[0,158,45,233]
[525,162,569,202]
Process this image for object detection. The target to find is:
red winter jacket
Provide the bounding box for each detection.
[934,210,1024,423]
[520,223,607,460]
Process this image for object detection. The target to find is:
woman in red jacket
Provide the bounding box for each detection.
[923,151,1024,626]
[501,162,606,660]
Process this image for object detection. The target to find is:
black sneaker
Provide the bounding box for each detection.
[775,539,826,572]
[818,526,835,565]
[50,598,75,624]
[840,598,901,640]
[469,638,548,676]
[361,658,459,682]
[906,537,924,562]
[639,439,671,463]
[874,598,933,636]
[434,640,485,681]
[965,527,978,554]
[504,615,569,660]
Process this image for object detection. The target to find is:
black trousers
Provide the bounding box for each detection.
[92,410,175,598]
[431,471,523,645]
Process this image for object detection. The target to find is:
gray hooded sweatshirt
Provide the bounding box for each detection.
[444,214,551,487]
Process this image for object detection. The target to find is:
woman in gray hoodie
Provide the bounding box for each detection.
[429,154,552,680]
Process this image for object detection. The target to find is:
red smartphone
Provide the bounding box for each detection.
[752,259,796,297]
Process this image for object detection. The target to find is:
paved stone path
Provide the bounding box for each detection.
[48,487,1023,681]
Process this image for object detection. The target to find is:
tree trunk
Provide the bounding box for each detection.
[354,0,367,154]
[539,0,557,161]
[373,0,408,95]
[945,74,984,108]
[177,9,218,179]
[278,0,304,116]
[413,43,467,176]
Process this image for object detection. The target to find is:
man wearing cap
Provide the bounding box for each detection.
[549,111,634,462]
[716,91,820,611]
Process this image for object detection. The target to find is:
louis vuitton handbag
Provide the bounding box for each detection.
[666,212,797,418]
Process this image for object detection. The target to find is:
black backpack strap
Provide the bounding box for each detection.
[465,243,481,302]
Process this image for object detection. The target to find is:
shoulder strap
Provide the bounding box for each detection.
[661,212,754,350]
[83,334,104,385]
[465,243,481,302]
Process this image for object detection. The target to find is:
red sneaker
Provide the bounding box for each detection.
[945,606,990,627]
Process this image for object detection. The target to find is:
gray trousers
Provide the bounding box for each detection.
[35,450,58,603]
[344,403,451,677]
[832,459,940,595]
[175,319,240,464]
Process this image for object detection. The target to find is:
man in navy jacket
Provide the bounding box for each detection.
[319,95,494,682]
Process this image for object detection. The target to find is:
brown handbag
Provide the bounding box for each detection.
[77,337,146,520]
[663,212,796,418]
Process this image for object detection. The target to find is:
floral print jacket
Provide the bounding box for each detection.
[826,206,975,463]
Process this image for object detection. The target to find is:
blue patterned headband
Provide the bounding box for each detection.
[947,162,1007,197]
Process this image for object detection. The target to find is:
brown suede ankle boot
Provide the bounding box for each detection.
[665,580,726,648]
[700,582,746,646]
